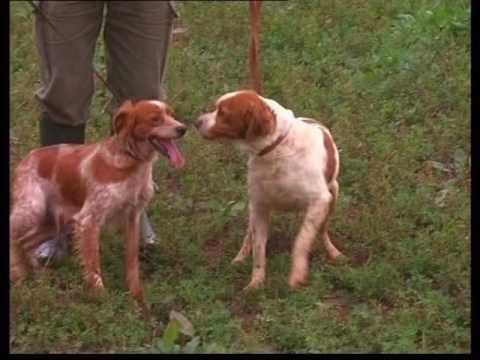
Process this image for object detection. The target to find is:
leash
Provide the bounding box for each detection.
[257,122,292,157]
[249,0,263,95]
[27,0,121,104]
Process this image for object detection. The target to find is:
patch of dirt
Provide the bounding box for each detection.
[231,273,249,292]
[379,297,395,315]
[163,172,183,194]
[267,231,292,256]
[201,235,226,268]
[349,247,372,267]
[319,292,352,321]
[229,297,261,334]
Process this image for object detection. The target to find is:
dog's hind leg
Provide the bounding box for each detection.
[10,217,30,283]
[289,192,332,289]
[10,181,51,282]
[10,205,54,282]
[321,180,344,260]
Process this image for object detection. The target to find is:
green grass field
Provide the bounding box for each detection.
[10,0,470,353]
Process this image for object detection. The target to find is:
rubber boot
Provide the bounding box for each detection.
[39,114,86,147]
[35,225,72,266]
[141,212,159,246]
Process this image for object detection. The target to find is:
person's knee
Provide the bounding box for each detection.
[36,73,95,125]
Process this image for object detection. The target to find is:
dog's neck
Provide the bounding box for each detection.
[105,136,156,167]
[235,98,295,157]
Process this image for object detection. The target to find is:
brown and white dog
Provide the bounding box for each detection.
[195,90,344,290]
[10,100,186,304]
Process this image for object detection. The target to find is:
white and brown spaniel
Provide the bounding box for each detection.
[195,90,344,290]
[10,99,186,308]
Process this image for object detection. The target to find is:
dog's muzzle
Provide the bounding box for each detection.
[194,115,206,130]
[176,125,187,137]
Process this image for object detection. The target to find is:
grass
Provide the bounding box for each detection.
[10,0,470,353]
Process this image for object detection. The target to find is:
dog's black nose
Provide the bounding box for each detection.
[176,126,187,137]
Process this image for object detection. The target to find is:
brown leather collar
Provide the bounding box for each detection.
[257,126,291,157]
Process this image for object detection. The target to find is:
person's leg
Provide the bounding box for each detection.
[33,1,105,262]
[104,1,176,108]
[105,1,178,245]
[34,0,105,146]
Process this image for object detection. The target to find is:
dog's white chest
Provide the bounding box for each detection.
[248,157,320,210]
[247,125,328,210]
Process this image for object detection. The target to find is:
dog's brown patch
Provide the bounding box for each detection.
[209,91,276,140]
[113,100,172,140]
[55,146,95,208]
[37,147,59,179]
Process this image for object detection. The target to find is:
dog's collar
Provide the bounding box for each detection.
[125,148,143,162]
[121,138,144,162]
[257,124,292,157]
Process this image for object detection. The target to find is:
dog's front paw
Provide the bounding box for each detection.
[231,253,247,265]
[231,245,251,265]
[242,275,265,292]
[328,249,348,263]
[88,273,105,293]
[288,268,309,289]
[242,281,263,292]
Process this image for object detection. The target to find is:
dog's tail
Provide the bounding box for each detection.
[320,126,340,186]
[249,0,263,95]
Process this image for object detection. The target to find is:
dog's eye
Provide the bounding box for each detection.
[151,116,162,123]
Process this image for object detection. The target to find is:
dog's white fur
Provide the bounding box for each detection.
[10,100,186,305]
[196,90,344,290]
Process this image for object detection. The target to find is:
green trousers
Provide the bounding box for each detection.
[34,1,177,127]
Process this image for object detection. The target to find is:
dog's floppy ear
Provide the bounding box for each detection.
[113,100,134,137]
[245,97,276,141]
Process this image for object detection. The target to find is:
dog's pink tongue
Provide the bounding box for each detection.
[163,140,185,169]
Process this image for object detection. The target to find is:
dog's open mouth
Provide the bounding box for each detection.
[148,136,185,169]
